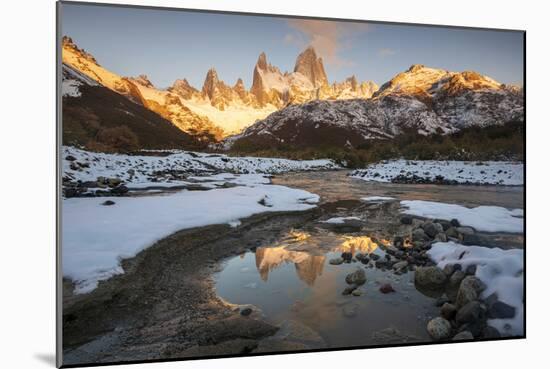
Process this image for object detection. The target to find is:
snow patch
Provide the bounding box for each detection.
[428,242,524,336]
[63,185,320,294]
[400,200,523,233]
[351,160,523,186]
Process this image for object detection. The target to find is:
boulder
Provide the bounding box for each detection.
[449,270,466,288]
[415,266,447,290]
[400,216,413,225]
[445,227,459,238]
[427,317,452,340]
[487,301,516,319]
[329,257,344,265]
[434,232,447,242]
[345,268,367,286]
[456,226,475,236]
[456,301,485,324]
[393,261,408,272]
[423,222,444,238]
[450,219,461,227]
[440,303,457,320]
[456,276,485,309]
[412,228,428,242]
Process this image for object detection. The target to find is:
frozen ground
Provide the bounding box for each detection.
[400,200,523,233]
[351,160,523,186]
[428,242,524,336]
[63,146,340,190]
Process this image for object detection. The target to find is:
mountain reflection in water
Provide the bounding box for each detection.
[254,232,383,286]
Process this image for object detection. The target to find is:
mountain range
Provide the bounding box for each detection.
[61,36,524,151]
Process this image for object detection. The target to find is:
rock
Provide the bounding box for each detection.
[345,268,367,286]
[341,252,353,263]
[375,260,388,269]
[423,222,444,238]
[101,200,116,206]
[449,270,466,287]
[487,301,516,319]
[434,232,447,242]
[450,219,461,227]
[440,303,457,320]
[427,317,452,340]
[443,264,455,277]
[329,257,344,265]
[65,155,77,161]
[110,184,129,195]
[393,261,408,272]
[414,266,447,289]
[342,286,357,295]
[370,254,381,261]
[352,289,363,296]
[482,326,501,339]
[107,177,122,187]
[452,331,474,341]
[456,301,485,324]
[456,276,485,309]
[465,264,477,275]
[412,228,428,242]
[355,252,365,261]
[400,216,413,225]
[445,227,459,238]
[435,220,451,231]
[127,169,135,176]
[456,226,475,236]
[379,283,395,294]
[240,307,253,316]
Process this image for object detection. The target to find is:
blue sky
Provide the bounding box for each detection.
[61,3,524,89]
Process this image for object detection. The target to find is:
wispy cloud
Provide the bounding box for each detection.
[377,48,397,57]
[285,19,369,68]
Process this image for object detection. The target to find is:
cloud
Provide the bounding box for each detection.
[377,48,397,57]
[286,19,368,67]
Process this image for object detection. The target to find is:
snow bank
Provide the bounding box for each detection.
[351,160,523,186]
[63,185,319,294]
[400,200,523,233]
[428,242,524,336]
[63,146,339,190]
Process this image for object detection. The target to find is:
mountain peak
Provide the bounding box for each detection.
[294,46,328,87]
[257,52,268,70]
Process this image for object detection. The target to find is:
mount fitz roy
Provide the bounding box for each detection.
[61,36,523,150]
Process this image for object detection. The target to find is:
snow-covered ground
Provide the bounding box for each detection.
[63,185,320,294]
[63,146,339,190]
[400,200,523,233]
[351,160,523,186]
[428,242,524,336]
[62,146,341,293]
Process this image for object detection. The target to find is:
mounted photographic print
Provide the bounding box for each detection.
[57,1,525,367]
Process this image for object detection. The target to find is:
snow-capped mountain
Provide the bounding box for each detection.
[62,37,380,138]
[230,65,524,149]
[250,47,378,108]
[61,63,204,150]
